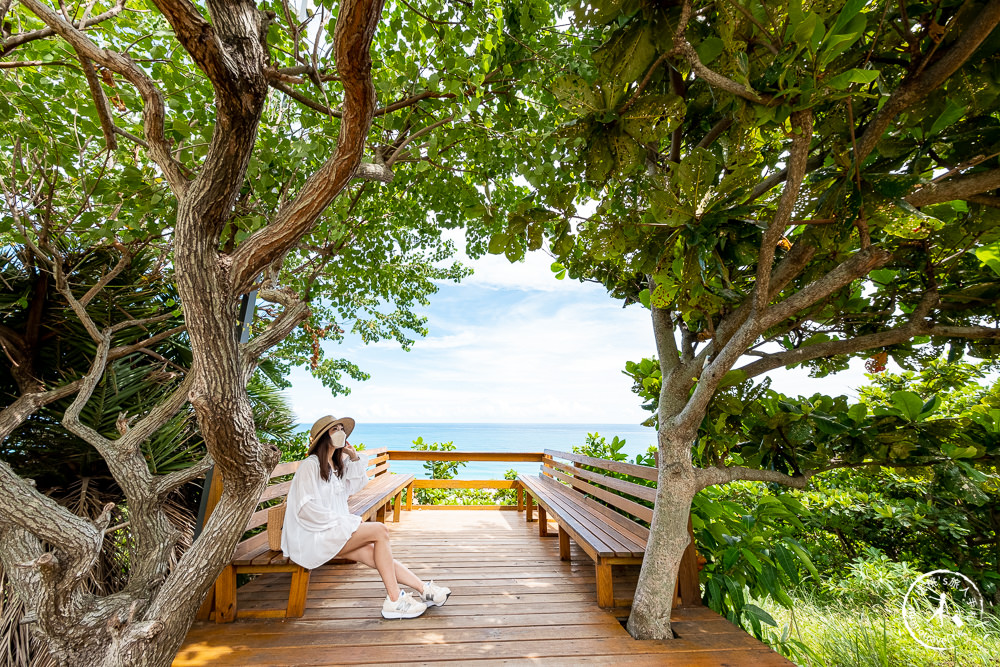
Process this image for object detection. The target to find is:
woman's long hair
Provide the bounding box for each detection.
[307,431,349,481]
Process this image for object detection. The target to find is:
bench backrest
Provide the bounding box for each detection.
[541,448,702,606]
[541,448,657,529]
[243,446,390,536]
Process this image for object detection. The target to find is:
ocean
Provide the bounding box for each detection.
[299,423,657,479]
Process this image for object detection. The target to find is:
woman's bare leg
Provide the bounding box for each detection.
[334,522,403,600]
[338,543,425,592]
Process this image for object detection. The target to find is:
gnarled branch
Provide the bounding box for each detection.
[18,0,189,196]
[230,0,388,295]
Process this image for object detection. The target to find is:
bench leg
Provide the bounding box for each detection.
[393,490,402,522]
[406,484,413,511]
[526,494,534,522]
[558,525,571,561]
[286,567,311,618]
[376,503,386,522]
[596,562,614,608]
[214,565,237,623]
[538,506,547,536]
[516,486,523,512]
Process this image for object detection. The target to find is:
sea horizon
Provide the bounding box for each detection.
[295,422,657,479]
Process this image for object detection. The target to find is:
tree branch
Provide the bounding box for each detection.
[712,241,816,354]
[755,110,812,313]
[855,0,1000,162]
[266,77,343,117]
[229,0,388,295]
[0,383,83,441]
[744,156,826,204]
[18,0,189,196]
[669,0,770,105]
[696,465,813,491]
[696,117,733,149]
[153,453,214,496]
[241,288,310,372]
[904,168,1000,207]
[757,247,892,333]
[385,115,454,168]
[650,281,679,374]
[0,0,125,57]
[75,53,118,151]
[80,245,131,306]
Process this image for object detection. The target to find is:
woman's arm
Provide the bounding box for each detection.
[288,458,338,531]
[341,449,369,496]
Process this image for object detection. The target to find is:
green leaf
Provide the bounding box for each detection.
[593,23,658,97]
[891,391,924,421]
[773,543,800,585]
[718,369,747,389]
[586,136,614,184]
[674,147,719,209]
[695,37,724,65]
[792,12,819,49]
[929,98,967,136]
[551,74,603,114]
[782,538,820,582]
[824,68,879,91]
[609,133,644,173]
[743,603,778,627]
[487,233,508,255]
[828,0,867,36]
[620,94,684,144]
[975,241,1000,277]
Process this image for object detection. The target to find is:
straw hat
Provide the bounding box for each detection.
[309,415,355,448]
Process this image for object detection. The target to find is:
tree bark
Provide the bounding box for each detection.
[627,421,699,638]
[1,0,387,662]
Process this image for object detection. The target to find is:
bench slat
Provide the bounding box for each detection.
[258,479,293,505]
[582,495,650,542]
[233,531,269,563]
[269,460,302,480]
[519,476,602,561]
[544,449,658,482]
[522,474,640,558]
[547,463,654,524]
[545,458,657,504]
[537,476,646,555]
[244,507,269,532]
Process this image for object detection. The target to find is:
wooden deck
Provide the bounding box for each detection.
[174,510,791,666]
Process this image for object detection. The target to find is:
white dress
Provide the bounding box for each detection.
[281,453,369,569]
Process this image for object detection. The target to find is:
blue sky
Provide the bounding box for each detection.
[284,232,873,424]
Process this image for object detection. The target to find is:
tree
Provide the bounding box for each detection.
[481,0,1000,639]
[0,0,546,663]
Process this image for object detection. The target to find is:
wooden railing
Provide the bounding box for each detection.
[385,450,545,511]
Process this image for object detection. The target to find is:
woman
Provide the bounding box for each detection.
[281,415,450,619]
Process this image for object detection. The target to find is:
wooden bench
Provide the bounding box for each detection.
[202,447,414,622]
[518,449,702,609]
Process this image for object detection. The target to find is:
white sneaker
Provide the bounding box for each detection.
[381,591,427,619]
[422,580,451,607]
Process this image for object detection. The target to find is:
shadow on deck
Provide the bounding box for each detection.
[174,510,792,666]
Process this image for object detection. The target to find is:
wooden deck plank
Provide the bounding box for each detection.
[176,510,790,666]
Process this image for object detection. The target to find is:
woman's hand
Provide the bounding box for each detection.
[344,443,360,461]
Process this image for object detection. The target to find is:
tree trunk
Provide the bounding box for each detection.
[626,423,698,639]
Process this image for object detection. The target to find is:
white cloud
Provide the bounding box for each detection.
[284,235,870,424]
[440,227,588,293]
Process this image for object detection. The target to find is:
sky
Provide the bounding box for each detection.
[284,232,875,424]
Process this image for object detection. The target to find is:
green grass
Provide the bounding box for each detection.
[753,591,1000,667]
